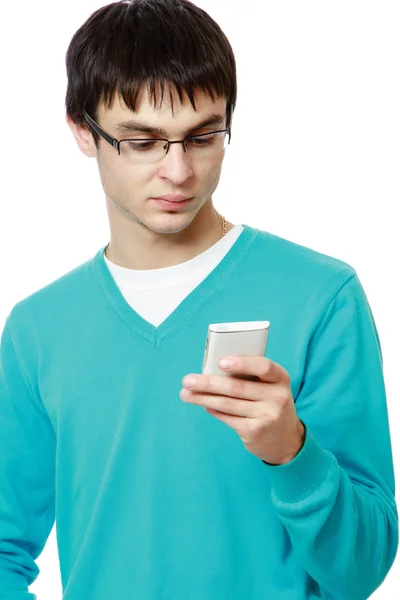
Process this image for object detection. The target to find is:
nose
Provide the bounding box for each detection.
[158,141,194,183]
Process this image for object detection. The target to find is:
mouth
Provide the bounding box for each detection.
[151,197,194,210]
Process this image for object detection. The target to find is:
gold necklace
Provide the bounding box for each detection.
[221,214,227,237]
[105,214,227,258]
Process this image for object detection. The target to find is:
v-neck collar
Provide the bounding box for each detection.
[91,224,260,346]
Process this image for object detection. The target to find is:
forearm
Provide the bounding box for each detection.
[264,424,399,600]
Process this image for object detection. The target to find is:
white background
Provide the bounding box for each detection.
[0,1,399,598]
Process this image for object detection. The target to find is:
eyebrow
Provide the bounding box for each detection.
[114,113,226,137]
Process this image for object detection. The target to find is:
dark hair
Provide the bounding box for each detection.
[65,0,237,147]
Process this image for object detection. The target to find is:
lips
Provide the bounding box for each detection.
[153,195,191,203]
[152,197,194,209]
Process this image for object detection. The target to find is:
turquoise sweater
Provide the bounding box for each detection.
[0,224,397,599]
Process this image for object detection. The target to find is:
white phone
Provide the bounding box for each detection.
[201,321,270,380]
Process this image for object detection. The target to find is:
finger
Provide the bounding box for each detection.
[219,355,287,384]
[181,390,257,417]
[199,372,265,402]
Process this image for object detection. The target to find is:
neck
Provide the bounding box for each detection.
[105,203,230,270]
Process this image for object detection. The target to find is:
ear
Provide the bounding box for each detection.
[66,114,97,158]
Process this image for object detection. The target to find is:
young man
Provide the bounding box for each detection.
[0,1,397,599]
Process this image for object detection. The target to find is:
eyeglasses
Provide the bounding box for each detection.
[83,110,232,164]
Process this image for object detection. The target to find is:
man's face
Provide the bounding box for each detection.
[91,86,228,235]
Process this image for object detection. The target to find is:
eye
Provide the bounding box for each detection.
[188,134,216,145]
[128,141,159,151]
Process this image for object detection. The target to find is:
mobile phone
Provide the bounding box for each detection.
[201,321,270,380]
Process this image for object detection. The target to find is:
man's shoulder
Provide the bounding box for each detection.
[259,230,355,275]
[250,228,357,311]
[8,252,96,331]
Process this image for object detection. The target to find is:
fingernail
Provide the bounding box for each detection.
[183,375,196,388]
[219,358,233,369]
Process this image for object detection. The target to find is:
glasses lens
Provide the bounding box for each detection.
[119,139,167,163]
[119,132,229,163]
[185,132,229,158]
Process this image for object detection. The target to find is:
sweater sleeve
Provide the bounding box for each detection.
[263,272,398,599]
[0,314,56,599]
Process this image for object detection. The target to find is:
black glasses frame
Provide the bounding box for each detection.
[83,109,232,157]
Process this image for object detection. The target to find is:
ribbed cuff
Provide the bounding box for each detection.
[262,422,335,503]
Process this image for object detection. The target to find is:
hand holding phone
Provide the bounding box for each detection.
[201,321,270,380]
